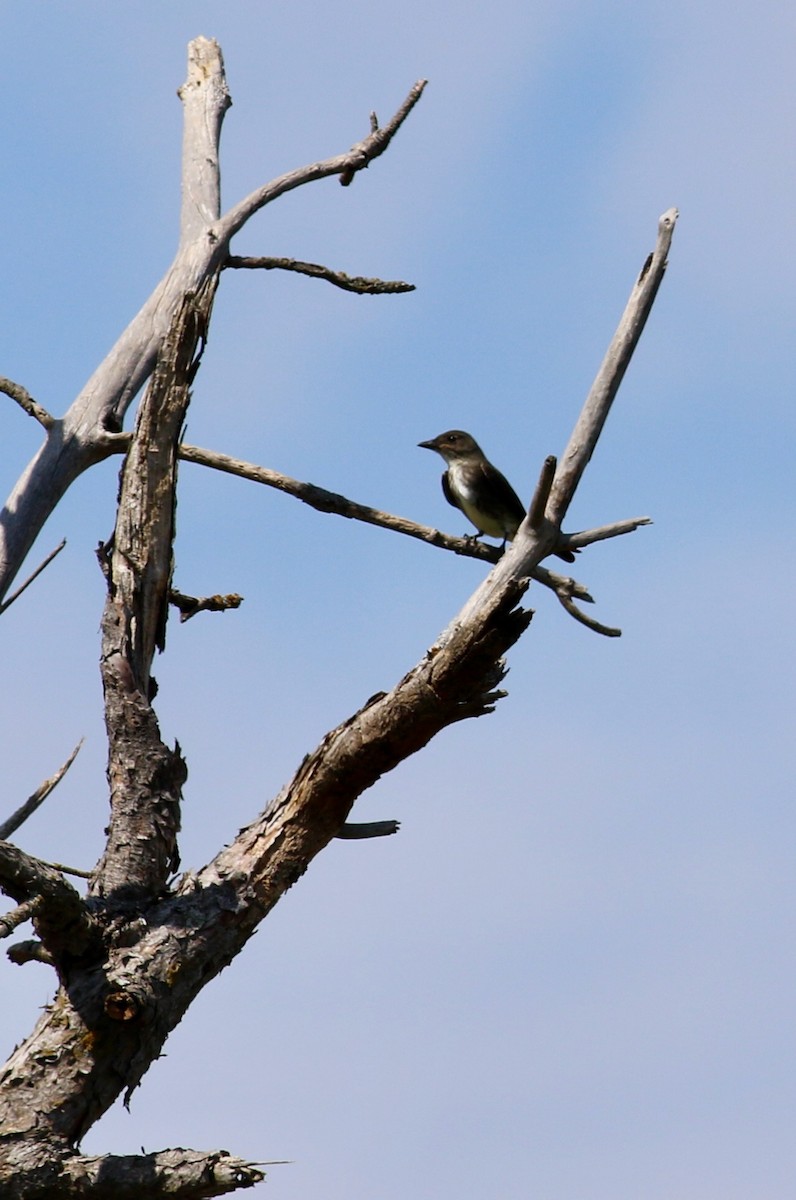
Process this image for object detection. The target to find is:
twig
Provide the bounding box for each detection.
[547,208,678,526]
[169,589,243,622]
[566,516,652,549]
[38,860,93,880]
[0,842,102,967]
[528,456,557,529]
[0,738,83,840]
[0,538,66,615]
[7,939,53,967]
[526,455,577,561]
[556,591,622,637]
[0,896,44,939]
[335,821,400,839]
[0,376,55,429]
[226,256,415,294]
[58,1148,265,1194]
[339,81,428,186]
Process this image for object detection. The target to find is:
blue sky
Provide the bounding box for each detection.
[1,3,794,1198]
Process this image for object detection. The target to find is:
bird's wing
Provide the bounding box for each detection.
[477,461,526,522]
[441,470,464,514]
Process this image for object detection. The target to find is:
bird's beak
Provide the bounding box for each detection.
[417,439,436,450]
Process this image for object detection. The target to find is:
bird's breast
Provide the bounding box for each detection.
[446,461,478,503]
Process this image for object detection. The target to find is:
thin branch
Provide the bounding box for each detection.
[0,538,67,614]
[0,738,83,840]
[0,896,44,940]
[528,456,557,529]
[556,592,622,638]
[38,860,93,880]
[7,939,53,967]
[539,567,594,605]
[219,80,427,239]
[177,442,594,603]
[59,1147,266,1198]
[0,376,55,429]
[339,82,427,185]
[226,255,415,294]
[335,821,400,839]
[566,516,652,549]
[547,207,678,526]
[0,842,102,966]
[169,589,243,622]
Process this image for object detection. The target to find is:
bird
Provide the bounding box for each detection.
[418,429,576,560]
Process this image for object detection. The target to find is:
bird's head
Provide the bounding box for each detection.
[417,430,483,462]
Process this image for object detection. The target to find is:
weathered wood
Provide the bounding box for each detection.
[90,289,212,905]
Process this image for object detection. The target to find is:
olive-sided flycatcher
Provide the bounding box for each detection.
[418,429,576,560]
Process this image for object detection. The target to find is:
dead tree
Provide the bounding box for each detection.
[0,36,677,1199]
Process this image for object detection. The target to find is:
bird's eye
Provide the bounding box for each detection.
[446,434,457,443]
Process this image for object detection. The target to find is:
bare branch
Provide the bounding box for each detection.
[566,516,652,549]
[219,80,427,238]
[0,538,67,615]
[7,939,53,967]
[90,288,215,903]
[528,455,557,529]
[0,739,83,841]
[535,565,594,605]
[0,376,55,429]
[0,842,102,967]
[63,1147,266,1197]
[38,860,93,880]
[177,443,595,602]
[226,255,415,294]
[197,576,533,922]
[0,896,44,940]
[336,821,400,839]
[547,207,678,526]
[556,591,622,637]
[169,589,244,623]
[0,1147,266,1200]
[338,82,427,185]
[177,36,231,241]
